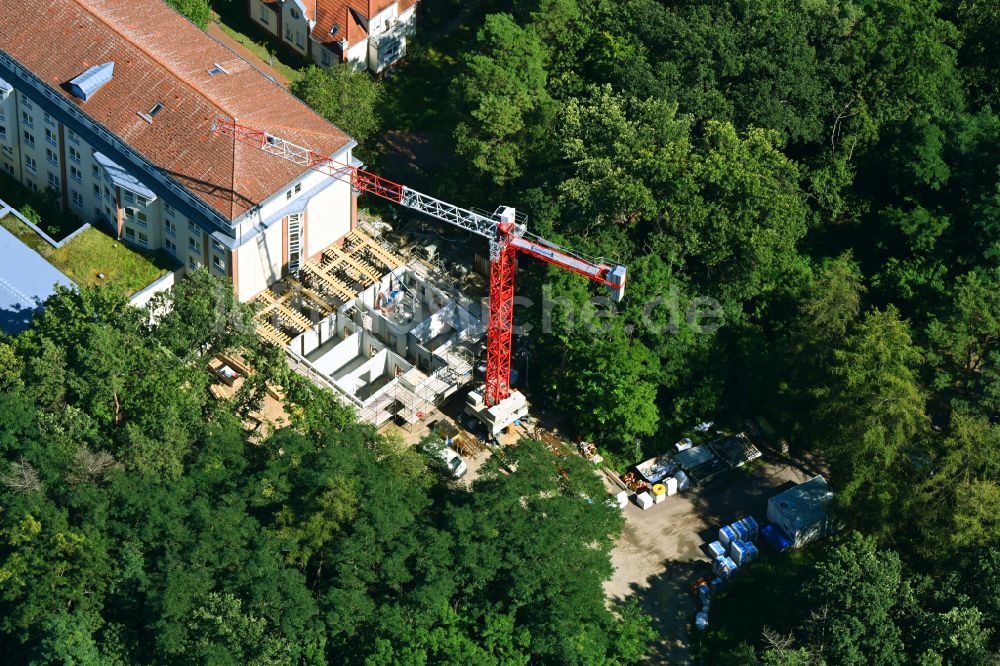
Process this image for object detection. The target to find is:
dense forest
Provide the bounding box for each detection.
[369,0,999,662]
[0,274,652,663]
[3,0,1000,662]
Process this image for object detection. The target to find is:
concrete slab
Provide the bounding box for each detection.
[0,214,75,334]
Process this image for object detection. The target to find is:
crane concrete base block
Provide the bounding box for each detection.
[464,388,529,436]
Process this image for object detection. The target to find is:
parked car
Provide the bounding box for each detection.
[437,446,468,479]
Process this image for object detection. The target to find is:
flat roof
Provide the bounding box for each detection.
[0,220,75,334]
[768,475,834,533]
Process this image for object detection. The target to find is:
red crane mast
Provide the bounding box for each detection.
[212,119,627,407]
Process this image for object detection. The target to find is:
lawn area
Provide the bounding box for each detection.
[0,172,85,241]
[0,216,174,296]
[209,2,303,85]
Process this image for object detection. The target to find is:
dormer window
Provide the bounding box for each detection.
[290,8,300,18]
[330,24,339,37]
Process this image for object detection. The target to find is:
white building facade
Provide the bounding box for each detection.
[0,0,360,303]
[248,0,418,74]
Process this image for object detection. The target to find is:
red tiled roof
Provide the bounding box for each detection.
[0,0,353,222]
[311,0,368,46]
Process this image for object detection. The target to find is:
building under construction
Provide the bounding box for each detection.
[251,228,486,428]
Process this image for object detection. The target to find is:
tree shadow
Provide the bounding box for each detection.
[620,560,708,665]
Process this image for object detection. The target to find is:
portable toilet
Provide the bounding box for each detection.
[741,516,759,541]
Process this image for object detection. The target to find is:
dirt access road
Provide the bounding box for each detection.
[605,458,819,664]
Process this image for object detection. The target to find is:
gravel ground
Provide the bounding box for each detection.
[604,458,820,664]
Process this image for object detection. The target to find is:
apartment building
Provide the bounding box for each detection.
[247,0,418,74]
[0,0,359,302]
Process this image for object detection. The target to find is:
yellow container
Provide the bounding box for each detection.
[652,483,666,496]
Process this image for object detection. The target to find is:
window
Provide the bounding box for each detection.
[212,239,224,252]
[1,145,11,156]
[259,6,269,23]
[20,94,32,109]
[24,155,36,174]
[48,172,59,189]
[124,191,134,205]
[188,256,201,270]
[136,195,147,207]
[21,111,32,128]
[93,183,101,197]
[290,8,300,19]
[137,231,148,247]
[3,163,13,176]
[22,130,34,146]
[70,165,82,183]
[296,32,305,48]
[68,146,81,163]
[164,201,175,216]
[44,112,54,127]
[45,128,56,146]
[188,237,201,252]
[124,226,135,240]
[68,129,79,144]
[125,208,135,222]
[92,165,100,178]
[148,103,164,118]
[213,254,224,271]
[71,190,83,208]
[188,221,198,234]
[46,148,57,165]
[0,110,4,122]
[0,125,5,141]
[136,211,147,227]
[165,219,176,236]
[165,238,177,255]
[26,180,37,193]
[285,26,294,41]
[207,66,225,76]
[321,50,331,66]
[285,189,292,200]
[294,183,301,194]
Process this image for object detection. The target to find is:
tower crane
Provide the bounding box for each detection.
[212,119,627,409]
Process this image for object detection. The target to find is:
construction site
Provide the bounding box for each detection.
[212,119,625,443]
[250,223,489,429]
